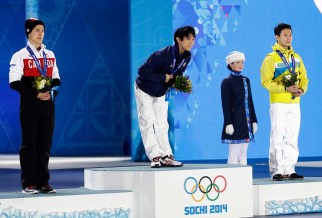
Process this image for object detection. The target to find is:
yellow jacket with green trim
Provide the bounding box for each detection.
[260,43,308,104]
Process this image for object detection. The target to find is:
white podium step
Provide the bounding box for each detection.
[2,165,321,217]
[0,188,138,217]
[253,177,322,216]
[84,164,253,218]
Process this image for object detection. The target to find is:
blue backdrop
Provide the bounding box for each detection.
[130,0,173,160]
[1,0,321,160]
[0,0,130,156]
[131,0,322,161]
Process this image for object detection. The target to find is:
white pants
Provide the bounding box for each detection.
[269,103,301,176]
[134,84,172,160]
[227,143,249,165]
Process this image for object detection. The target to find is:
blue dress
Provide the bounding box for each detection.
[221,72,257,144]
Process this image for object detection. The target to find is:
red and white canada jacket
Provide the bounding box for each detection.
[9,41,61,103]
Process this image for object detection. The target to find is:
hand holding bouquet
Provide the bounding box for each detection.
[281,72,298,99]
[33,76,51,93]
[174,75,193,94]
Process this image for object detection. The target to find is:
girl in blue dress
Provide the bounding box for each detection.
[221,51,258,165]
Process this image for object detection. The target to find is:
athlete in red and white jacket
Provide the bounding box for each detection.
[9,18,61,194]
[9,41,60,102]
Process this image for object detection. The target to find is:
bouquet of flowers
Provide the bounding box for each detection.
[281,72,298,99]
[174,75,193,93]
[33,76,51,93]
[281,72,298,88]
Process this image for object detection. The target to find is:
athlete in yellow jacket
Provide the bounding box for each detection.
[260,23,309,181]
[261,43,308,103]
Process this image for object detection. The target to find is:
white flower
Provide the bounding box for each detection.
[284,75,292,80]
[33,76,51,92]
[38,79,46,89]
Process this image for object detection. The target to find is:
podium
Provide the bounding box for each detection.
[1,163,322,217]
[0,188,138,217]
[84,164,253,218]
[253,177,322,216]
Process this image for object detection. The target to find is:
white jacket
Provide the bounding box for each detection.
[9,41,60,83]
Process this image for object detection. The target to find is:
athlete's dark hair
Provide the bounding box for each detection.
[274,23,292,36]
[174,26,196,45]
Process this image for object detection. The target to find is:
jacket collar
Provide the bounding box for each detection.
[230,71,242,76]
[172,44,191,60]
[27,41,46,53]
[272,42,294,54]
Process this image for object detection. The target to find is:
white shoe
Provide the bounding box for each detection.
[22,186,39,194]
[151,156,161,168]
[161,155,183,167]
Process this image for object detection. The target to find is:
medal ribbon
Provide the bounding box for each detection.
[166,46,188,101]
[50,86,60,102]
[276,50,297,100]
[26,45,48,76]
[170,46,186,75]
[276,50,295,75]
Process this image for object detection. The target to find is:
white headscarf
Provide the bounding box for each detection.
[225,51,245,64]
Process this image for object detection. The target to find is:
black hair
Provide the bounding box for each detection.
[274,23,292,36]
[174,26,196,45]
[227,64,232,71]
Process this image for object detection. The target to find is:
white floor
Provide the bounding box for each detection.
[1,154,321,169]
[0,155,147,169]
[296,161,322,167]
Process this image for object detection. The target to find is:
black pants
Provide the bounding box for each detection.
[19,100,55,189]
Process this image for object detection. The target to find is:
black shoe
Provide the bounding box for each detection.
[272,174,283,181]
[289,173,304,180]
[38,184,56,194]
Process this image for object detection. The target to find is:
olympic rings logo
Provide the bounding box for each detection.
[184,175,227,202]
